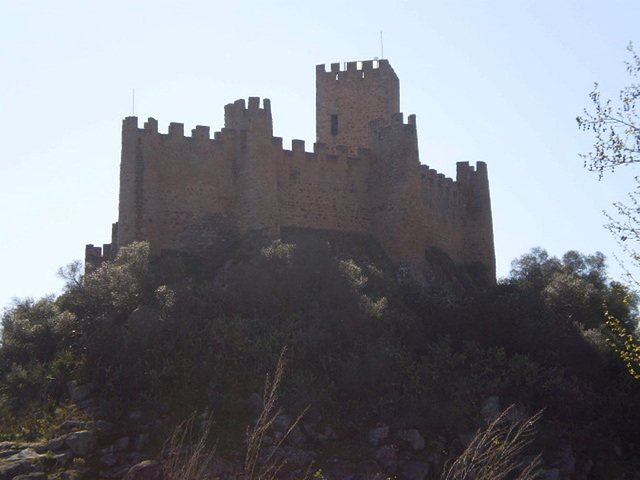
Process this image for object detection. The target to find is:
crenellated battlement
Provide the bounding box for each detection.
[456,161,488,184]
[124,116,216,142]
[368,112,418,138]
[123,112,378,165]
[89,58,495,282]
[280,138,371,165]
[224,97,272,132]
[144,117,157,133]
[192,125,210,140]
[316,58,393,77]
[421,165,456,188]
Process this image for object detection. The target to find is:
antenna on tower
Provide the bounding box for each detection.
[380,31,384,60]
[132,89,136,116]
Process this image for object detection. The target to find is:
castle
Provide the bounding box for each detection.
[86,59,496,281]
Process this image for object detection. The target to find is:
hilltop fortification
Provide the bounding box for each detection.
[87,59,496,281]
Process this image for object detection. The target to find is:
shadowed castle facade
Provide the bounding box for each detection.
[87,59,496,280]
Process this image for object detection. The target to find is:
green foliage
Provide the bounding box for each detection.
[506,248,635,330]
[0,399,88,442]
[82,241,151,317]
[604,284,640,379]
[1,297,79,366]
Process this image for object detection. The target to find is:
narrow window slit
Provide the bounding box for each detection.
[331,115,338,136]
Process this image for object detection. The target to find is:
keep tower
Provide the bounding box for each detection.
[316,59,400,152]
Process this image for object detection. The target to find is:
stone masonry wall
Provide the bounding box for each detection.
[276,141,372,232]
[419,165,466,263]
[118,117,236,255]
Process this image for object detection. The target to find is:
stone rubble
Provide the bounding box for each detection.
[0,391,617,480]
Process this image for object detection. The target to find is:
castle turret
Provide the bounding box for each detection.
[456,161,496,281]
[225,97,280,235]
[117,116,143,248]
[316,59,400,153]
[368,113,426,264]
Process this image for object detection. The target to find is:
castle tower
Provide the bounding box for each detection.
[316,59,400,152]
[224,97,280,235]
[117,116,143,248]
[456,162,496,281]
[368,113,426,264]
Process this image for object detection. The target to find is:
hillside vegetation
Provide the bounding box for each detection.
[1,232,640,479]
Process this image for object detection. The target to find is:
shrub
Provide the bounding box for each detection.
[1,296,79,367]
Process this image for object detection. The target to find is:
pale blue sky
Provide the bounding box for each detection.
[1,0,639,308]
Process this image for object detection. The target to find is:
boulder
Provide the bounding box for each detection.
[209,455,235,476]
[247,392,264,416]
[0,442,21,459]
[480,396,501,422]
[112,436,131,453]
[66,430,97,457]
[60,421,86,431]
[68,382,93,403]
[401,461,430,480]
[123,460,163,480]
[262,446,316,470]
[132,433,150,452]
[537,469,560,480]
[51,451,72,468]
[304,421,335,442]
[271,414,292,433]
[46,436,66,452]
[575,457,594,480]
[355,459,385,479]
[368,425,390,446]
[0,448,44,480]
[86,420,115,436]
[99,452,120,467]
[373,444,398,472]
[49,470,82,480]
[13,473,47,480]
[6,449,45,463]
[396,428,425,451]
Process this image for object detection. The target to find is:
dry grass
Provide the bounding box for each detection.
[441,405,543,480]
[244,347,310,480]
[162,413,216,480]
[161,347,309,480]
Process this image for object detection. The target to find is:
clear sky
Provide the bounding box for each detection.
[2,0,640,308]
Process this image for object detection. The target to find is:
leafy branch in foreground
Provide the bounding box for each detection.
[578,42,640,284]
[605,288,640,380]
[578,42,640,380]
[441,405,542,480]
[577,42,640,176]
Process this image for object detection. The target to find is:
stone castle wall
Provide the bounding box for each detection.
[87,59,496,280]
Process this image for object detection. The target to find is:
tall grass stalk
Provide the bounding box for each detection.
[441,405,542,480]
